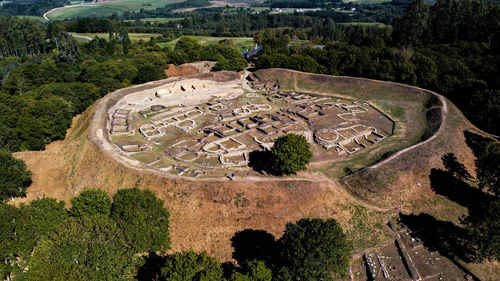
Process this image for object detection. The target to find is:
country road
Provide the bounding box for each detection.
[71,34,93,41]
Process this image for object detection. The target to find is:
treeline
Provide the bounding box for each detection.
[0,185,352,281]
[0,0,68,16]
[0,17,47,57]
[0,17,248,152]
[254,0,500,135]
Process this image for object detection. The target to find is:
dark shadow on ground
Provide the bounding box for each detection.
[248,150,274,175]
[399,213,473,262]
[135,252,167,281]
[441,153,472,180]
[429,169,492,210]
[230,229,277,266]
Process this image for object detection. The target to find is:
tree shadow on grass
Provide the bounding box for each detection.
[429,153,496,211]
[230,229,277,266]
[248,150,275,175]
[135,252,167,281]
[399,213,473,262]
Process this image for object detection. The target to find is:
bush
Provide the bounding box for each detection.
[270,134,312,175]
[0,150,31,202]
[70,189,112,217]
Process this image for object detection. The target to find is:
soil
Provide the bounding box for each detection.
[165,61,216,78]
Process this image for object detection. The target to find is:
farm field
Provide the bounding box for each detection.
[15,15,48,22]
[339,22,387,27]
[158,36,255,51]
[124,17,183,23]
[45,0,183,20]
[70,32,162,43]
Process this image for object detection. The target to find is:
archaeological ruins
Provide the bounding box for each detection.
[104,72,394,178]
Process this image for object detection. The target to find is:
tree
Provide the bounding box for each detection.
[0,149,32,202]
[25,216,137,281]
[110,188,170,253]
[0,204,21,280]
[475,142,500,197]
[270,134,312,175]
[0,198,68,279]
[230,260,272,281]
[463,199,500,262]
[160,250,223,281]
[276,218,352,281]
[54,32,81,65]
[70,189,112,217]
[392,0,430,47]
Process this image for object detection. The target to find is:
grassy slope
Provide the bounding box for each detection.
[46,0,183,20]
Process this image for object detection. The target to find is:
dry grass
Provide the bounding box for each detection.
[12,69,498,280]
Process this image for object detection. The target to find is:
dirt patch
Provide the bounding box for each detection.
[165,61,216,78]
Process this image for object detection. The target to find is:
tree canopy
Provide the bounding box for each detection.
[276,218,352,280]
[160,250,223,281]
[110,188,171,253]
[270,133,313,175]
[25,216,137,281]
[70,189,112,217]
[0,149,31,202]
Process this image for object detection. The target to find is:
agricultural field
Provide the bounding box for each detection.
[124,17,183,23]
[15,15,47,22]
[339,22,387,27]
[70,32,162,43]
[45,0,183,20]
[158,36,255,52]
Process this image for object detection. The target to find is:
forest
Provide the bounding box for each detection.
[0,17,246,152]
[252,0,500,135]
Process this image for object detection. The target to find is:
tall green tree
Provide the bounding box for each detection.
[392,0,430,47]
[475,142,500,197]
[24,216,137,281]
[0,198,68,279]
[276,218,352,281]
[110,188,170,253]
[231,260,272,281]
[0,150,31,202]
[463,200,500,262]
[270,134,312,175]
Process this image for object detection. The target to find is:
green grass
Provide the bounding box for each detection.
[158,36,255,52]
[124,17,183,23]
[46,0,182,20]
[340,22,387,28]
[70,32,162,42]
[15,15,48,22]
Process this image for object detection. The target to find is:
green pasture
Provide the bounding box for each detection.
[124,17,183,23]
[70,32,162,43]
[158,36,255,52]
[45,0,182,20]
